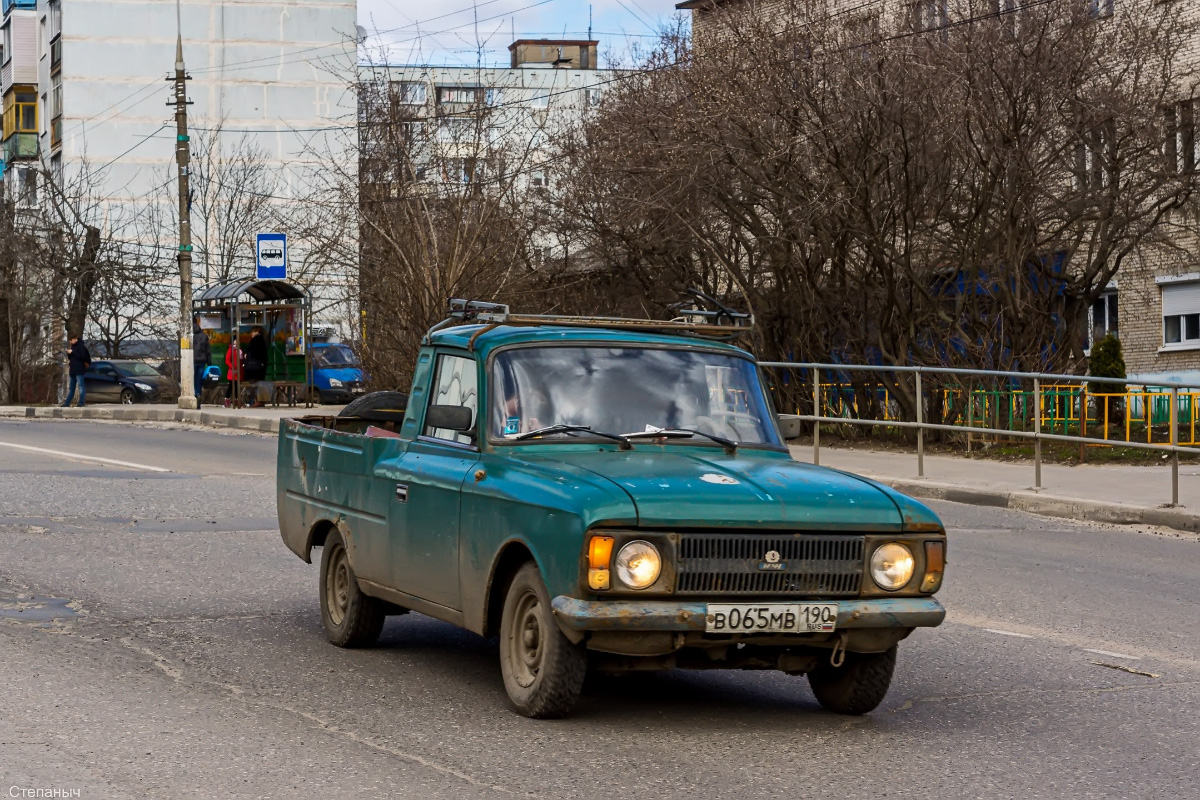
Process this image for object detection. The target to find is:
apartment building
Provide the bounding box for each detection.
[679,0,1200,384]
[361,38,609,183]
[360,39,615,262]
[0,0,357,329]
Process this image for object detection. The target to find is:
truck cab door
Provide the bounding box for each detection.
[382,351,479,611]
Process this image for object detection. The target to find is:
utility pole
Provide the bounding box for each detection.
[168,0,197,409]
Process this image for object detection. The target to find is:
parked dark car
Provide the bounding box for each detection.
[83,360,180,404]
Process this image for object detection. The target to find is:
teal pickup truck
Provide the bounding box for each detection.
[277,302,946,718]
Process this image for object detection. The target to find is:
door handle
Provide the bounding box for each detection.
[395,483,409,502]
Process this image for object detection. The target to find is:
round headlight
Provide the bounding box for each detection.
[870,543,915,591]
[615,540,661,590]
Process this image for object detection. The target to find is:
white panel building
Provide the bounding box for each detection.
[1,0,358,329]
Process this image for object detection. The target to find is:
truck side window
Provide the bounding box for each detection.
[424,354,478,446]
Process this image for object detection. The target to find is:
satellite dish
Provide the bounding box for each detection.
[355,25,368,45]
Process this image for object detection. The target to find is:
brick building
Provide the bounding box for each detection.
[679,0,1200,384]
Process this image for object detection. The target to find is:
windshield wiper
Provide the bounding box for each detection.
[622,428,738,455]
[515,424,632,449]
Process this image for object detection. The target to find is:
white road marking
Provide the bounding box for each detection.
[1084,648,1140,660]
[983,628,1035,639]
[0,440,170,473]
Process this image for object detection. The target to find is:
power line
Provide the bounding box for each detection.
[190,0,560,77]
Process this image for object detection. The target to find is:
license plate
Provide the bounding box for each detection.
[706,603,838,634]
[351,387,366,394]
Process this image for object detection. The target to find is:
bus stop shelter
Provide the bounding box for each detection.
[193,277,313,408]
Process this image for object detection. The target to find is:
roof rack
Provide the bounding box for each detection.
[427,292,754,343]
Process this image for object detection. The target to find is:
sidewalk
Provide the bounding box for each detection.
[789,443,1200,532]
[0,403,337,434]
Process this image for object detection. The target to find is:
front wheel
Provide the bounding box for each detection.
[120,388,136,404]
[807,645,897,715]
[319,529,385,647]
[499,563,587,718]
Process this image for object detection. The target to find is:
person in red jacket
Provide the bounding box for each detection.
[224,340,242,407]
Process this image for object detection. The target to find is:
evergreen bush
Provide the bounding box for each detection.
[1088,334,1126,395]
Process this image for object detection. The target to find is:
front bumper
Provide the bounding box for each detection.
[552,596,946,632]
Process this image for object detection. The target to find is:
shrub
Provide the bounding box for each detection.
[1089,334,1126,397]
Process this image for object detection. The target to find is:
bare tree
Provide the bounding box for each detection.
[555,0,1200,419]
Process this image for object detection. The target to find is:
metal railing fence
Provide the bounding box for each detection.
[759,362,1200,507]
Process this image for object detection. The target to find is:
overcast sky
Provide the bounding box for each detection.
[357,0,687,67]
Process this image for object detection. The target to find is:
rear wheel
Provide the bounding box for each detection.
[499,563,587,718]
[807,645,897,715]
[319,529,385,647]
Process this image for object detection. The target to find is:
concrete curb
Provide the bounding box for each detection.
[867,475,1200,533]
[1,405,289,435]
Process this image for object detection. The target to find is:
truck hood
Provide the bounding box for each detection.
[522,449,903,529]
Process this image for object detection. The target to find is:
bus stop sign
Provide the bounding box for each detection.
[256,233,287,280]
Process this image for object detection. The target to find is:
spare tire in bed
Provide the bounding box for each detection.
[337,390,408,423]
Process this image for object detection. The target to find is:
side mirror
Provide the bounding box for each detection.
[426,404,474,432]
[777,413,803,440]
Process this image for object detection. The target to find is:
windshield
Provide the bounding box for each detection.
[490,346,780,446]
[314,345,360,368]
[113,362,162,378]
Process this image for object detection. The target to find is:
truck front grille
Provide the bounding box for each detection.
[676,533,864,596]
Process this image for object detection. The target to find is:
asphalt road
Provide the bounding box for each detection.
[1,419,1197,799]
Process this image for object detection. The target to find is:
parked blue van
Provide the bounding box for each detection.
[311,342,367,404]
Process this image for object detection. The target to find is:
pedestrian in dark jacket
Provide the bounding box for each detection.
[62,336,91,407]
[243,327,269,407]
[244,327,268,382]
[193,319,211,407]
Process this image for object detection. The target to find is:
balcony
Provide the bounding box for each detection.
[3,131,38,161]
[2,0,37,14]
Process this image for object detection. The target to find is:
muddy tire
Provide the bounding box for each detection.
[319,529,385,648]
[807,645,897,715]
[499,563,587,718]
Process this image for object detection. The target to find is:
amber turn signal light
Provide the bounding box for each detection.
[588,536,614,570]
[588,535,614,590]
[920,540,945,593]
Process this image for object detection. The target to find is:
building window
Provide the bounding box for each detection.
[585,88,602,107]
[529,170,547,188]
[393,81,427,105]
[484,88,503,107]
[913,0,948,33]
[1162,281,1200,347]
[438,86,480,106]
[1088,0,1114,19]
[1164,99,1197,175]
[529,92,550,109]
[2,21,11,64]
[49,0,61,39]
[443,158,480,184]
[438,117,474,143]
[13,164,38,208]
[1074,123,1116,192]
[1090,291,1118,347]
[3,89,39,139]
